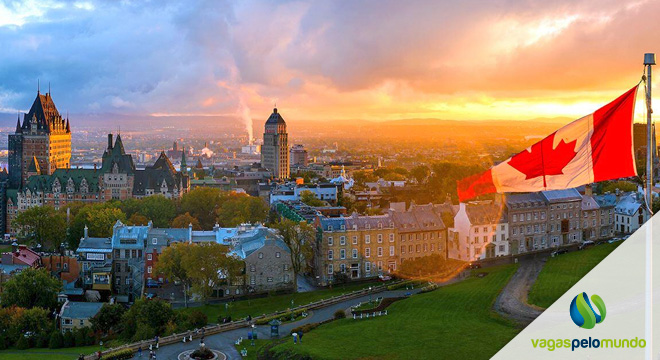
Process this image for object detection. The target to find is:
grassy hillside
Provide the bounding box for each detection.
[528,242,621,308]
[268,265,519,360]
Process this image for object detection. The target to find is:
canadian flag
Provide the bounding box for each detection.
[457,85,639,202]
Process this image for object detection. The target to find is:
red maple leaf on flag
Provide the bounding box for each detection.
[507,133,578,186]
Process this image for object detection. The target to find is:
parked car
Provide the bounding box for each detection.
[145,293,158,300]
[608,237,624,244]
[551,248,569,257]
[146,279,162,288]
[378,274,392,282]
[468,262,482,269]
[579,241,595,250]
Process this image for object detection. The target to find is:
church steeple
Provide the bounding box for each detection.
[180,147,187,172]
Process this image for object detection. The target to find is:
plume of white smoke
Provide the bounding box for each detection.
[238,94,253,144]
[201,147,214,158]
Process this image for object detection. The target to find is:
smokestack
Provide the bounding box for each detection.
[108,134,113,150]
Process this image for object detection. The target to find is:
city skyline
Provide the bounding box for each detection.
[0,0,657,127]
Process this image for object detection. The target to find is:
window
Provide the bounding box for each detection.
[328,250,334,260]
[377,234,383,243]
[340,249,346,259]
[423,243,428,252]
[365,248,371,257]
[276,252,281,258]
[267,277,273,282]
[377,247,383,257]
[258,252,263,259]
[365,262,371,272]
[328,236,334,246]
[147,266,152,274]
[284,264,289,271]
[513,214,517,222]
[389,234,394,242]
[416,244,421,253]
[152,238,157,245]
[328,264,334,274]
[250,276,256,285]
[430,243,435,251]
[389,246,395,256]
[340,263,346,273]
[340,236,346,245]
[352,249,358,258]
[365,235,371,244]
[147,254,152,261]
[352,236,358,245]
[401,245,405,254]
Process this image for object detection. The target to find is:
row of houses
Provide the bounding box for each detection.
[75,222,294,302]
[308,186,650,284]
[448,187,649,262]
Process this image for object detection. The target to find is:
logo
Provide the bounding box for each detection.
[570,292,606,329]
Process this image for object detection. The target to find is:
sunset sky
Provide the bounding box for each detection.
[0,0,658,124]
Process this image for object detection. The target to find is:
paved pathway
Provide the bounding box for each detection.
[493,256,546,325]
[135,288,419,359]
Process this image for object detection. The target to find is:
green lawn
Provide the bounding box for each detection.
[269,265,519,360]
[0,345,100,360]
[528,242,621,308]
[178,280,389,324]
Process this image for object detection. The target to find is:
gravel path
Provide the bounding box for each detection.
[493,256,546,326]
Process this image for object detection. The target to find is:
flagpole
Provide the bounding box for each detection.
[645,53,655,212]
[643,52,654,360]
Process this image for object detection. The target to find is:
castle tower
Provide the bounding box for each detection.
[9,88,72,187]
[261,108,289,180]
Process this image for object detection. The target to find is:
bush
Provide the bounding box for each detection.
[419,283,439,293]
[131,323,156,342]
[49,331,63,349]
[36,333,50,348]
[0,336,7,350]
[74,328,87,347]
[190,346,214,359]
[63,330,75,347]
[104,348,134,360]
[187,310,208,328]
[291,322,321,335]
[255,308,308,325]
[16,335,30,350]
[333,310,346,319]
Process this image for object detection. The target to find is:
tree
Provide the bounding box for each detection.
[90,303,125,334]
[139,195,176,228]
[84,204,126,237]
[155,242,192,307]
[274,219,316,291]
[180,187,223,229]
[1,268,61,310]
[127,213,149,226]
[411,165,430,184]
[299,190,325,207]
[182,243,233,304]
[62,331,74,347]
[14,206,66,251]
[216,194,269,227]
[121,299,175,341]
[171,212,201,230]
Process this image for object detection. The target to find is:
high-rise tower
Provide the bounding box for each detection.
[261,108,289,180]
[9,89,72,188]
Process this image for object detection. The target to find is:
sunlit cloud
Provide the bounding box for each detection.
[0,0,657,125]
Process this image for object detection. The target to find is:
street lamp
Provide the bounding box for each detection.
[99,340,103,352]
